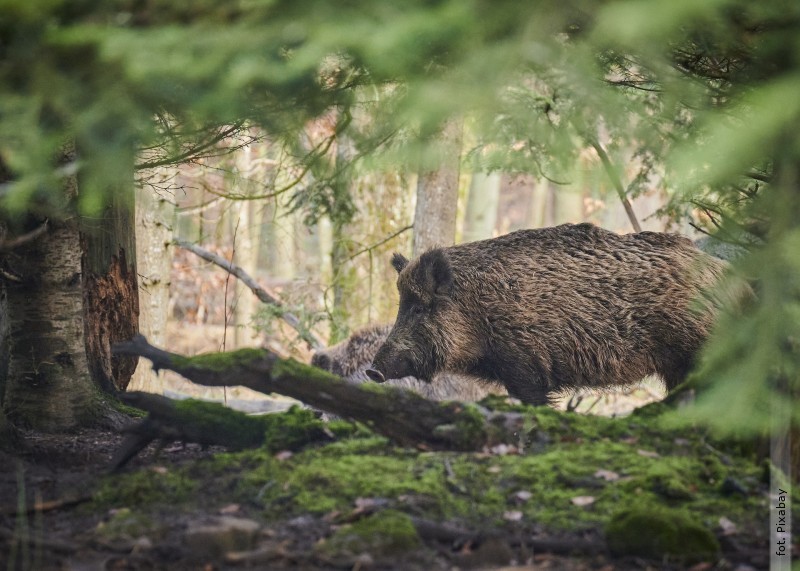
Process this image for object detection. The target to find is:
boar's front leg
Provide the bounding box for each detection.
[504,382,551,407]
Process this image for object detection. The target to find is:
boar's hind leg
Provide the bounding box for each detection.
[662,363,693,392]
[658,350,697,392]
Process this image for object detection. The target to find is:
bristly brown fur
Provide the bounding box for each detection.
[372,223,736,405]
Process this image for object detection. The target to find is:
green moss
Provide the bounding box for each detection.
[88,395,769,554]
[317,510,421,558]
[94,468,197,508]
[172,347,269,372]
[259,405,330,452]
[172,399,267,449]
[95,508,160,541]
[167,401,331,452]
[448,403,488,448]
[606,506,720,562]
[187,398,752,531]
[643,464,695,501]
[272,357,341,383]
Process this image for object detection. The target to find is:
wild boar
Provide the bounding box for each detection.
[367,223,732,405]
[311,324,504,401]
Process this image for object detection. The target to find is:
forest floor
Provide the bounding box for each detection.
[0,393,788,571]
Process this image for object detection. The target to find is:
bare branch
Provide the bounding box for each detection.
[347,225,413,262]
[174,239,325,350]
[587,139,642,233]
[0,219,49,251]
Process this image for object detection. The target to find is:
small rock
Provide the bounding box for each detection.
[353,553,374,569]
[131,536,153,554]
[219,503,241,515]
[503,510,523,521]
[490,444,519,456]
[718,516,737,535]
[184,516,261,559]
[570,496,596,507]
[464,537,514,568]
[594,469,620,482]
[513,490,533,503]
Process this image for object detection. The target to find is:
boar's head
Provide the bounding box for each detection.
[367,248,463,384]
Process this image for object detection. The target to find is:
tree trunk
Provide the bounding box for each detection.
[130,178,175,392]
[4,219,96,430]
[526,178,550,229]
[462,171,501,242]
[553,186,584,225]
[81,186,139,394]
[232,199,260,348]
[412,120,463,257]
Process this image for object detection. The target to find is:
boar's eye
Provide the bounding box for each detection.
[411,304,426,316]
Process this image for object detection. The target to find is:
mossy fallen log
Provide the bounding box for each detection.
[110,394,335,470]
[113,335,527,454]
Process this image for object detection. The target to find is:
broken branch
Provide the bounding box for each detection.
[174,239,324,350]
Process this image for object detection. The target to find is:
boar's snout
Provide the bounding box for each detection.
[365,368,385,383]
[369,345,420,383]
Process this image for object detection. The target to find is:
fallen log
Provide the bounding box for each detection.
[113,335,526,453]
[109,393,333,471]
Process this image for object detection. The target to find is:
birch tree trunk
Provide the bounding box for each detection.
[4,218,96,430]
[130,177,175,392]
[1,177,138,430]
[412,120,463,257]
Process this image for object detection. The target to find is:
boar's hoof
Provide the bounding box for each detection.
[366,368,386,383]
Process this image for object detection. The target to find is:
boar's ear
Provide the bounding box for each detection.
[418,249,453,297]
[391,252,409,274]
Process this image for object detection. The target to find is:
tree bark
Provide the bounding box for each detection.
[81,186,139,393]
[130,179,175,392]
[413,120,463,257]
[4,219,96,430]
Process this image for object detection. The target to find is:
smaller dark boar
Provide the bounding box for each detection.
[368,223,734,405]
[311,324,504,401]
